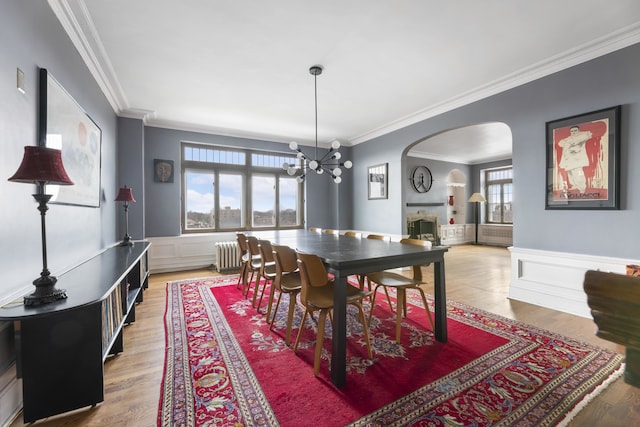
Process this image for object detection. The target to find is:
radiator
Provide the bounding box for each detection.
[215,241,241,272]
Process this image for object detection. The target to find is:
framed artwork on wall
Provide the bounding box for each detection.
[368,163,388,200]
[545,105,621,210]
[40,68,102,207]
[154,159,174,183]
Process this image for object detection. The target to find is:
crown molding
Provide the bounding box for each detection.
[50,1,640,147]
[48,0,128,113]
[349,22,640,145]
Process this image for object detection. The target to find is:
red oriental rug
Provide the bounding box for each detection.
[158,276,623,427]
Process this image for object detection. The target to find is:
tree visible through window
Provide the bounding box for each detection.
[485,167,513,224]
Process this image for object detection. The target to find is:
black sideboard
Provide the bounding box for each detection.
[0,241,150,423]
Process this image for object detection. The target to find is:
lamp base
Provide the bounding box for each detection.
[24,275,67,307]
[120,234,134,246]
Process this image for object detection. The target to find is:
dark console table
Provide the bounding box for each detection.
[0,241,150,423]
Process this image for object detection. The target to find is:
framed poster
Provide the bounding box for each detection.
[40,68,102,207]
[368,163,388,200]
[545,106,621,210]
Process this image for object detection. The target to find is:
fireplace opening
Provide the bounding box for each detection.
[407,213,440,245]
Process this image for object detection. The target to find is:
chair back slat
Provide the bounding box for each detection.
[296,252,329,288]
[272,244,297,274]
[258,239,274,262]
[400,238,433,280]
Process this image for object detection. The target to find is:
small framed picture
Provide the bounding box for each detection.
[368,163,388,200]
[545,106,621,210]
[154,159,174,183]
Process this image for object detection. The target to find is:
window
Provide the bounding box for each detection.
[182,143,303,233]
[484,167,513,224]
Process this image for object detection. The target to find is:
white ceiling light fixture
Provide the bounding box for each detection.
[283,65,352,184]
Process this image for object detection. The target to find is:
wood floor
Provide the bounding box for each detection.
[9,244,640,426]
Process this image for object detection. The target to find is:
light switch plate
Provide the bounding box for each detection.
[17,68,25,94]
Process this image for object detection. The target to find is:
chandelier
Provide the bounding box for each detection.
[283,65,352,184]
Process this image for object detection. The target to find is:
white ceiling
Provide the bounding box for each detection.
[51,0,640,164]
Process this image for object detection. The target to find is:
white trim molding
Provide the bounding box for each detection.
[509,247,639,318]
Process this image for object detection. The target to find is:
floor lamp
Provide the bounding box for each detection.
[468,193,486,245]
[8,146,74,306]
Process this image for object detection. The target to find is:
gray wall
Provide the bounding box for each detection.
[133,126,353,237]
[405,156,473,226]
[1,2,119,299]
[351,44,640,259]
[3,3,639,284]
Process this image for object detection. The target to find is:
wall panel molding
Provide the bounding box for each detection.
[509,246,639,318]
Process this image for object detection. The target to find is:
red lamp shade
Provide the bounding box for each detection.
[8,146,74,185]
[115,186,136,203]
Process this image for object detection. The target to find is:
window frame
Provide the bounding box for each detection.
[181,142,304,234]
[483,166,513,225]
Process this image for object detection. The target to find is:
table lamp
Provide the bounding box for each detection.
[8,146,74,306]
[115,186,136,246]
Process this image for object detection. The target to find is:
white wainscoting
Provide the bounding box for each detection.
[147,234,239,273]
[509,246,639,318]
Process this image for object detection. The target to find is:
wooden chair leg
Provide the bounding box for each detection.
[236,263,247,290]
[266,287,279,324]
[382,287,394,313]
[368,285,379,324]
[285,291,299,346]
[293,310,309,353]
[416,288,435,330]
[256,278,270,311]
[243,270,256,298]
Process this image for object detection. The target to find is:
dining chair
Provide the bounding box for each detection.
[309,227,322,233]
[294,251,372,376]
[358,234,392,306]
[322,229,339,235]
[344,231,361,238]
[366,233,389,241]
[235,233,249,292]
[255,239,277,311]
[243,236,263,301]
[268,244,302,345]
[365,238,434,344]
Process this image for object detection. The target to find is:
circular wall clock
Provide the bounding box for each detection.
[410,166,433,193]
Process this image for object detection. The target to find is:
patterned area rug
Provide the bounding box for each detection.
[159,275,624,427]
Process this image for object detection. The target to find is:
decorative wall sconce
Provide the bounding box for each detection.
[8,146,74,306]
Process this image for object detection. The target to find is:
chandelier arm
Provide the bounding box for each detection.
[318,148,335,163]
[285,65,352,184]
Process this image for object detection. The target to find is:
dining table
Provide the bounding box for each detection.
[250,229,449,388]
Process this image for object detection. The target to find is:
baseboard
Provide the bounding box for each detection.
[509,247,639,318]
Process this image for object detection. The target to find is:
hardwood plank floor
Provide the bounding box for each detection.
[9,244,639,426]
